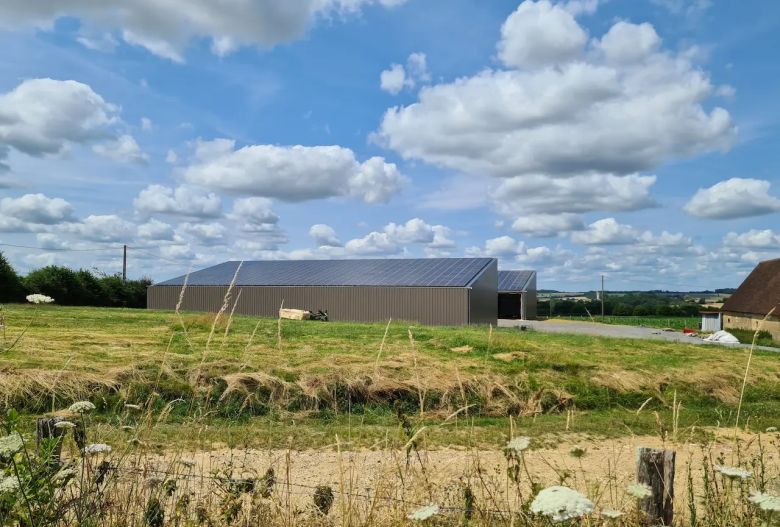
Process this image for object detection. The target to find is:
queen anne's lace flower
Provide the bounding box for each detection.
[54,421,77,429]
[531,486,594,522]
[0,476,20,494]
[627,483,653,499]
[766,427,778,433]
[0,433,24,458]
[68,401,96,413]
[601,509,624,519]
[750,491,780,511]
[407,504,439,521]
[715,465,752,480]
[83,443,112,455]
[26,294,54,304]
[507,436,531,452]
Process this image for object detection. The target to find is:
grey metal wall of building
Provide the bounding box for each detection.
[147,285,472,326]
[467,260,498,325]
[522,273,538,320]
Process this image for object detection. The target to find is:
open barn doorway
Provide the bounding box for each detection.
[498,293,522,319]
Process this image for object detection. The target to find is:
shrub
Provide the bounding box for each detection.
[0,252,26,303]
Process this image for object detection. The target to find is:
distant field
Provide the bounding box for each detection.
[560,315,701,331]
[1,305,779,449]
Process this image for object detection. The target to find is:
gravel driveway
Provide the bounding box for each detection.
[498,318,779,351]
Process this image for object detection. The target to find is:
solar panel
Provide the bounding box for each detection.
[157,258,496,288]
[498,270,535,292]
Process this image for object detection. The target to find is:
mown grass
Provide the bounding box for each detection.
[2,304,780,448]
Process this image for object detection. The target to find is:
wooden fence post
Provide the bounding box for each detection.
[36,417,66,467]
[636,447,676,526]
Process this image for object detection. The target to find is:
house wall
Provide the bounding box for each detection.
[723,312,780,340]
[148,285,472,326]
[467,259,498,325]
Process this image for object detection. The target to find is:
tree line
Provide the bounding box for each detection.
[0,251,150,308]
[539,292,708,318]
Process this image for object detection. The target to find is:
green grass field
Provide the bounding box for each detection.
[2,304,779,449]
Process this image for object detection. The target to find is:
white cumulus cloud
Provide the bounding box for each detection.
[229,197,280,232]
[377,7,734,231]
[380,52,430,94]
[133,184,222,218]
[0,78,118,162]
[0,0,407,61]
[0,193,74,225]
[498,0,587,68]
[93,134,148,164]
[181,139,405,203]
[65,215,135,242]
[723,229,780,248]
[309,224,341,247]
[684,178,780,219]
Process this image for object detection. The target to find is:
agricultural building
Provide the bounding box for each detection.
[721,257,780,340]
[148,258,498,326]
[497,270,537,320]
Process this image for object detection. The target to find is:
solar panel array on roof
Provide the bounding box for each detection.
[498,270,534,292]
[157,258,495,288]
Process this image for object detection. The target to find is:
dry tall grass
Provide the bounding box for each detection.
[3,301,780,525]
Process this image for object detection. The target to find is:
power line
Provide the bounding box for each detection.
[0,242,121,253]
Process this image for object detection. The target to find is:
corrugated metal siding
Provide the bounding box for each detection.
[467,260,498,325]
[701,313,721,332]
[148,285,471,326]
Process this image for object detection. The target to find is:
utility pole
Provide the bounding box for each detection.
[122,245,127,282]
[600,274,605,318]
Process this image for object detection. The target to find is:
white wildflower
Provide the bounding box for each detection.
[407,503,439,521]
[627,483,653,499]
[83,443,112,455]
[0,433,24,458]
[507,436,531,452]
[715,465,752,480]
[54,421,77,429]
[601,509,624,519]
[766,427,777,433]
[68,401,96,413]
[26,294,54,304]
[531,486,594,522]
[124,404,142,410]
[0,475,20,494]
[749,491,780,512]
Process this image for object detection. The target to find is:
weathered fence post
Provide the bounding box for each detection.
[36,417,66,467]
[636,447,676,526]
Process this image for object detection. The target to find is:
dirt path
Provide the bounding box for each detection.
[135,433,765,513]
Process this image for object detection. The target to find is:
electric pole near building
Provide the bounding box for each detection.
[123,245,127,282]
[600,274,605,318]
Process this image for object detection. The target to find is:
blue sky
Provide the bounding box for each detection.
[0,0,778,291]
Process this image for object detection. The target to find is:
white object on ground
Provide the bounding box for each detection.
[703,330,740,344]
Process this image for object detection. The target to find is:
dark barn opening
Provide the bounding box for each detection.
[498,293,523,319]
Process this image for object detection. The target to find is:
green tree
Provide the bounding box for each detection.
[0,251,25,302]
